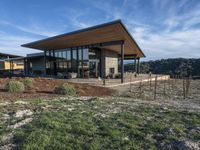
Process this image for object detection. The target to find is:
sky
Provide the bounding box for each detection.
[0,0,200,60]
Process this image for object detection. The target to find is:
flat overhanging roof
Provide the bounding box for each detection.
[22,20,145,58]
[0,52,22,58]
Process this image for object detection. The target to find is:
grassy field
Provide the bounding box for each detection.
[0,80,200,150]
[0,97,200,149]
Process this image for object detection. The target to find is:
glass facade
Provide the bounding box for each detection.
[45,47,91,78]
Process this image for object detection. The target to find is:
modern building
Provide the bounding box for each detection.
[22,20,145,83]
[24,52,45,76]
[0,52,24,71]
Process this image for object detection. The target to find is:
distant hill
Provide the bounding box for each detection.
[125,58,200,76]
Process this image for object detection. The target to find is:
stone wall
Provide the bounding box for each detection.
[101,49,118,77]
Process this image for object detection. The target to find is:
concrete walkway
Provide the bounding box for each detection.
[68,74,170,88]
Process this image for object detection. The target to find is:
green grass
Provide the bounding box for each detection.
[0,97,195,150]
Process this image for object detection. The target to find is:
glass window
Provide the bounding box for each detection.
[46,51,49,56]
[55,51,59,58]
[83,49,89,60]
[50,50,54,57]
[78,49,82,60]
[72,49,77,60]
[59,51,62,58]
[67,50,71,60]
[63,51,67,59]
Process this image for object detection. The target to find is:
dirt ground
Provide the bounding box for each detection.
[0,77,116,101]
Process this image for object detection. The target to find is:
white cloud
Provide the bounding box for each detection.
[0,20,61,37]
[0,0,200,60]
[0,32,41,56]
[56,7,94,29]
[87,0,200,60]
[132,26,200,60]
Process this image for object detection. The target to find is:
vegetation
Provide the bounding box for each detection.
[0,80,199,149]
[54,83,76,96]
[23,78,33,88]
[0,96,199,149]
[125,58,200,76]
[5,81,25,92]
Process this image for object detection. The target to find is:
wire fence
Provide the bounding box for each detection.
[127,74,192,100]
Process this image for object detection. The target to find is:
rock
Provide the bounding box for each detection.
[0,102,10,106]
[0,133,14,143]
[162,107,168,110]
[164,128,174,135]
[123,136,129,141]
[0,144,16,150]
[14,101,29,105]
[185,141,200,150]
[9,118,33,129]
[188,126,200,134]
[67,108,74,111]
[146,116,153,121]
[14,109,33,118]
[1,114,10,120]
[165,140,200,150]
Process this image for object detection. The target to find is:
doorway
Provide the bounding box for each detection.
[89,48,101,78]
[89,60,99,77]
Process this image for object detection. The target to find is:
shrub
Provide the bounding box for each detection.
[5,81,25,92]
[23,78,33,87]
[54,83,76,95]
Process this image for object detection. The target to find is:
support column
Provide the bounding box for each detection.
[121,41,124,83]
[134,57,137,73]
[24,58,26,76]
[81,47,84,78]
[53,50,57,77]
[44,50,46,76]
[137,58,140,74]
[9,60,12,72]
[76,47,80,78]
[11,60,14,75]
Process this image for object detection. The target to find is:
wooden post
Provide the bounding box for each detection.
[163,76,166,95]
[129,73,132,92]
[103,79,106,86]
[175,75,177,84]
[154,76,157,100]
[183,77,186,99]
[139,80,143,97]
[186,76,191,97]
[149,73,152,91]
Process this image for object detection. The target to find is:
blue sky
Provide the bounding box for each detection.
[0,0,200,60]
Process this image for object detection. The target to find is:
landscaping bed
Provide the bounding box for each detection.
[0,77,116,101]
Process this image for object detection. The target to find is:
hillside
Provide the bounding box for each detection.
[125,58,200,76]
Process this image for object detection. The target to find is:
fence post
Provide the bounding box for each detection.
[149,73,152,91]
[154,76,157,100]
[139,80,143,97]
[185,76,191,98]
[103,79,106,86]
[129,73,132,92]
[163,76,166,95]
[183,77,186,99]
[172,75,174,90]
